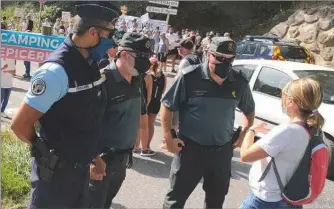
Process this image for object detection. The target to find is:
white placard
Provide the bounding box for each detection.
[115,15,143,32]
[146,6,178,15]
[14,8,25,18]
[146,19,168,33]
[62,11,71,22]
[148,1,179,7]
[141,13,150,24]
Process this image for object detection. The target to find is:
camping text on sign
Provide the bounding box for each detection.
[146,6,178,15]
[148,1,179,7]
[0,30,65,63]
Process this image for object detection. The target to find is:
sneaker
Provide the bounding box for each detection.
[133,148,141,154]
[23,74,31,78]
[141,149,156,157]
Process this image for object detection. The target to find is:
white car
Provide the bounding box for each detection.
[232,59,334,179]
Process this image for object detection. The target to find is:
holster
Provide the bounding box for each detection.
[31,137,60,182]
[100,148,133,169]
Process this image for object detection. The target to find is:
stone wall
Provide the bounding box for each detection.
[267,6,334,66]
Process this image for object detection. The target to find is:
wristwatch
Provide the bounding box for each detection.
[248,128,256,134]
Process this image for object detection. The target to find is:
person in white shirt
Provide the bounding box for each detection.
[239,77,325,209]
[165,27,180,72]
[1,58,16,118]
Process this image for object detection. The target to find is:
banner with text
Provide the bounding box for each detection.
[1,30,65,63]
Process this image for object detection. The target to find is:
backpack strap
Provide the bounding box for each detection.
[258,158,284,192]
[258,122,312,192]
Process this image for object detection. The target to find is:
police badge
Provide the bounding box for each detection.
[31,78,46,96]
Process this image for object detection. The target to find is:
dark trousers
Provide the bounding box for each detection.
[163,139,233,209]
[1,88,12,112]
[87,153,128,208]
[28,158,90,209]
[24,61,31,75]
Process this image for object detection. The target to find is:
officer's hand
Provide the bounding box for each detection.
[90,156,106,180]
[166,136,185,154]
[233,130,246,149]
[90,164,104,180]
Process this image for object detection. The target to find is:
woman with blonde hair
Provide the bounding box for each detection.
[239,77,325,209]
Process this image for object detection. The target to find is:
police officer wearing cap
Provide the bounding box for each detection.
[160,37,255,208]
[11,4,118,208]
[87,32,152,208]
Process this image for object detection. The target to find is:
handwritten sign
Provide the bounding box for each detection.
[62,11,71,22]
[1,30,65,63]
[14,8,25,18]
[115,15,143,32]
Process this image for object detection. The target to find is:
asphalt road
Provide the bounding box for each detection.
[2,60,334,208]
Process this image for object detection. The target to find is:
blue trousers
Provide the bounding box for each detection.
[24,61,31,75]
[240,192,303,209]
[28,158,90,209]
[1,88,11,112]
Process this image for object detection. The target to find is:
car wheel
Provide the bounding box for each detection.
[323,134,334,180]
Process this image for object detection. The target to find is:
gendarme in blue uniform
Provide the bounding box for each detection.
[25,4,118,209]
[161,62,254,145]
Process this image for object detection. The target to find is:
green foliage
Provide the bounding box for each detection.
[1,129,31,208]
[41,5,61,22]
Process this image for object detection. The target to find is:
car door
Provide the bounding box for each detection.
[232,64,258,128]
[239,42,259,59]
[252,66,293,131]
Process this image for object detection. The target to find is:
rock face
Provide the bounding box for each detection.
[267,6,334,67]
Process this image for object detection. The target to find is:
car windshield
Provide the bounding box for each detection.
[280,46,307,59]
[294,70,334,104]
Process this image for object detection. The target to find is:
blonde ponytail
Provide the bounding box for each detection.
[307,111,325,130]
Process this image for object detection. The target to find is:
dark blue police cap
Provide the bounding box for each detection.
[76,4,118,22]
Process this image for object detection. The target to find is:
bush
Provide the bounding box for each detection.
[1,129,31,208]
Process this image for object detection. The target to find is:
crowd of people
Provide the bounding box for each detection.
[1,4,329,209]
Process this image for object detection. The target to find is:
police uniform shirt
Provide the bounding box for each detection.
[161,62,255,146]
[24,58,95,113]
[99,61,141,150]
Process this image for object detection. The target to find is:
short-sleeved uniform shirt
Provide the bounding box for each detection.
[161,62,255,146]
[99,62,142,151]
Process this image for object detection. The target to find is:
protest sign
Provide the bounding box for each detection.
[62,11,71,22]
[1,30,65,63]
[147,19,168,32]
[115,15,143,32]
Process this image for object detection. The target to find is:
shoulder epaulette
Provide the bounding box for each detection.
[232,67,249,82]
[181,64,201,75]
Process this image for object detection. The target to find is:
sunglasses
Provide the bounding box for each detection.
[125,51,152,59]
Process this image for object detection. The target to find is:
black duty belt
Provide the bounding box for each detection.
[178,134,233,152]
[101,148,133,169]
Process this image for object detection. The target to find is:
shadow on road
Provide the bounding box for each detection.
[132,151,172,179]
[12,87,27,93]
[112,203,128,209]
[231,160,251,181]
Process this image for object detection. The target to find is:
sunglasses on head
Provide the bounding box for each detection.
[211,52,235,62]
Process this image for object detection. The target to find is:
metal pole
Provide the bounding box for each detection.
[166,6,171,25]
[39,2,43,31]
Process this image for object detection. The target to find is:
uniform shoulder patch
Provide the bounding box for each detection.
[31,78,46,95]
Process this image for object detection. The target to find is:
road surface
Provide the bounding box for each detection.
[1,60,333,208]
